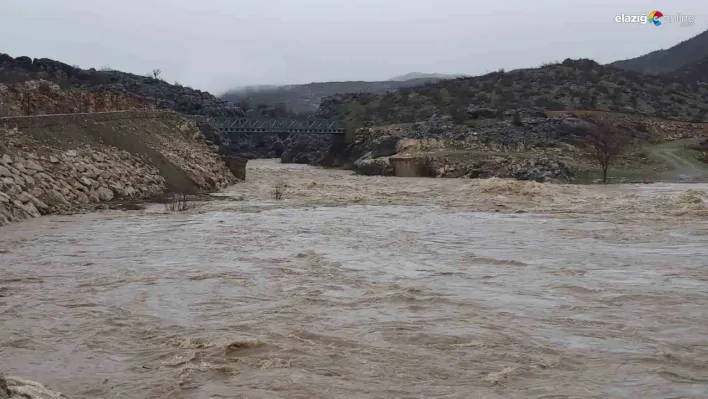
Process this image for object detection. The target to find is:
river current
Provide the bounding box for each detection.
[1,159,707,398]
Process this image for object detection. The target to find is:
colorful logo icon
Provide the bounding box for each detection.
[649,10,664,26]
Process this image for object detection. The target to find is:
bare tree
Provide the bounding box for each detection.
[271,180,286,200]
[587,120,629,183]
[152,68,162,80]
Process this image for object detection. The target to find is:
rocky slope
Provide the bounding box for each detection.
[319,59,708,127]
[609,29,708,75]
[220,76,453,115]
[0,79,154,117]
[669,56,708,84]
[336,108,708,182]
[0,110,237,227]
[0,53,244,117]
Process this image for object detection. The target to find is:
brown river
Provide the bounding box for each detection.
[1,159,708,399]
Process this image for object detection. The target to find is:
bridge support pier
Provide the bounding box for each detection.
[222,156,248,180]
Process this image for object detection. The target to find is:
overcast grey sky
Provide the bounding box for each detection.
[1,0,706,94]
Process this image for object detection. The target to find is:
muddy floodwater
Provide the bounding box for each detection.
[1,159,708,398]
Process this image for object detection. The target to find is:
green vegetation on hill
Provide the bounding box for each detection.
[323,59,708,128]
[609,29,708,74]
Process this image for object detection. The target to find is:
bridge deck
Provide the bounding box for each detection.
[214,117,345,134]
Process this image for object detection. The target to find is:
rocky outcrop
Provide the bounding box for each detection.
[358,154,573,182]
[462,157,575,183]
[0,111,237,227]
[353,157,394,176]
[0,374,66,399]
[0,53,244,117]
[222,156,248,180]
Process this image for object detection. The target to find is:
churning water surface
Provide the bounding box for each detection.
[1,160,708,398]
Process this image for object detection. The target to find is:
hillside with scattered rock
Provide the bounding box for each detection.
[0,110,237,227]
[319,59,708,128]
[0,53,244,117]
[0,79,155,116]
[669,56,708,84]
[331,108,708,182]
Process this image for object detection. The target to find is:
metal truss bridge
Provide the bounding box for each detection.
[213,117,345,135]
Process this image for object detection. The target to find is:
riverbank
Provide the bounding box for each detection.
[0,111,237,227]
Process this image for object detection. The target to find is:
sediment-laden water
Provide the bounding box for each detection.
[1,159,707,398]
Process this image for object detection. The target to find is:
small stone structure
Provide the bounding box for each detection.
[222,156,248,180]
[389,156,436,177]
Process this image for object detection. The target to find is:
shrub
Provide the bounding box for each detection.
[165,193,189,211]
[271,180,286,200]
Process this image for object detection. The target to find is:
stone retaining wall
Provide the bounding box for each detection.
[0,111,237,227]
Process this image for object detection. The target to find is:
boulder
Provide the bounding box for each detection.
[25,159,44,172]
[97,186,115,201]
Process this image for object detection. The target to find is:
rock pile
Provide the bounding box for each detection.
[0,144,166,224]
[352,154,574,183]
[0,113,237,227]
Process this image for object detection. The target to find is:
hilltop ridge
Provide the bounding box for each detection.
[0,53,244,117]
[319,58,708,128]
[220,76,456,115]
[609,29,708,74]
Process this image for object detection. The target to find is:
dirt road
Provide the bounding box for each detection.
[646,138,708,182]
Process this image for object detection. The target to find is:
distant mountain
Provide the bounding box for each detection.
[388,72,465,81]
[220,76,456,115]
[609,29,708,75]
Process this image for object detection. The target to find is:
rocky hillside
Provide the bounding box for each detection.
[0,53,243,117]
[318,59,708,127]
[609,29,708,75]
[334,109,708,182]
[669,56,708,84]
[220,76,454,115]
[0,79,156,117]
[0,110,237,227]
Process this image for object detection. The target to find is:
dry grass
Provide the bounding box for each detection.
[164,192,190,211]
[271,180,286,200]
